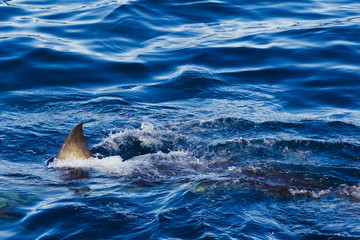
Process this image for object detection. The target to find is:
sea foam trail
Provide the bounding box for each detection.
[48,156,154,177]
[48,150,204,178]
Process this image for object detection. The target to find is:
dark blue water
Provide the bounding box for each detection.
[1,0,360,239]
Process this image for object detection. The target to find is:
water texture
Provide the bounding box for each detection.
[1,0,360,239]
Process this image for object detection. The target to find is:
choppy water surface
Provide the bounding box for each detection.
[1,0,360,239]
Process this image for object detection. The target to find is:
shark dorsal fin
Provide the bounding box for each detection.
[56,123,93,160]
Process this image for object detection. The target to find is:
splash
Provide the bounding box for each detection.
[93,122,187,160]
[48,155,157,177]
[337,184,360,200]
[48,150,205,179]
[288,188,331,199]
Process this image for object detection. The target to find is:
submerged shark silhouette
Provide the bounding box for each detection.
[56,123,93,160]
[53,124,360,200]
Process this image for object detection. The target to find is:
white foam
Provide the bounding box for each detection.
[94,122,178,152]
[289,188,331,199]
[337,184,360,200]
[48,156,157,177]
[289,184,360,200]
[48,150,204,178]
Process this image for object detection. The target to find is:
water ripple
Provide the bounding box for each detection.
[1,0,360,238]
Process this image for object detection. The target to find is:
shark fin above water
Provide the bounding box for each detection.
[56,123,93,160]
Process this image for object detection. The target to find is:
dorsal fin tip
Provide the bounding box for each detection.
[56,123,93,160]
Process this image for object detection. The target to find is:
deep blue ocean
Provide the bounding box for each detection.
[1,0,360,239]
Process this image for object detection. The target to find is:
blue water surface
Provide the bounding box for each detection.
[1,0,360,239]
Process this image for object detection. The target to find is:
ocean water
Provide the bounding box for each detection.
[1,0,360,239]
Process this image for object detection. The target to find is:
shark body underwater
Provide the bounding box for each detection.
[51,123,360,198]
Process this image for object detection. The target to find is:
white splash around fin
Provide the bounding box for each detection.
[49,155,157,177]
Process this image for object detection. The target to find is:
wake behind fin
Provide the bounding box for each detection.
[56,123,93,160]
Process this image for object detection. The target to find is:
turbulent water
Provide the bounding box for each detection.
[1,0,360,239]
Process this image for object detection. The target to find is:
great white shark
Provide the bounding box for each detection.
[56,123,93,160]
[53,124,360,200]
